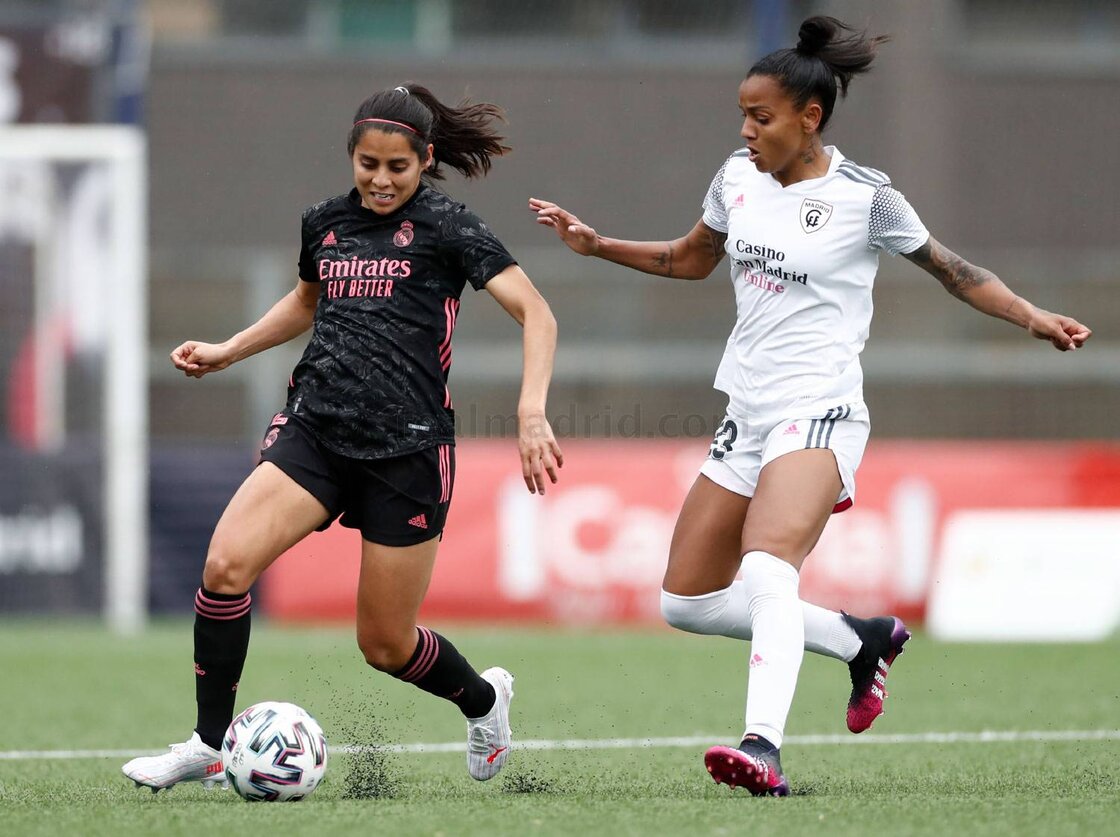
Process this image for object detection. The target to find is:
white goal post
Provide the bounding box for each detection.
[0,125,148,634]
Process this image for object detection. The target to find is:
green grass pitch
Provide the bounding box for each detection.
[1,619,1118,836]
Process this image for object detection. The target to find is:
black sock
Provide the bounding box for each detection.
[193,586,252,749]
[391,626,495,718]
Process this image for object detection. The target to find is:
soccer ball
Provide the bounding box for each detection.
[222,701,329,801]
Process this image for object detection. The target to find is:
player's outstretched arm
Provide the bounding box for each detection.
[169,278,320,378]
[485,265,564,495]
[904,236,1092,352]
[529,198,727,281]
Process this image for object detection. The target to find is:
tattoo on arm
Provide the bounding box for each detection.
[904,238,994,301]
[652,243,674,277]
[705,229,728,263]
[657,223,727,280]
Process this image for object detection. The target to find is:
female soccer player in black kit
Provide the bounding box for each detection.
[124,85,563,791]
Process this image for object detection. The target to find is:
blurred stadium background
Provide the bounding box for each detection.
[1,0,1118,641]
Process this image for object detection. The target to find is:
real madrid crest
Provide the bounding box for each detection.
[394,219,415,247]
[799,198,833,234]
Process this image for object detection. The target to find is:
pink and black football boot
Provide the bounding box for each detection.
[704,733,790,797]
[843,613,911,733]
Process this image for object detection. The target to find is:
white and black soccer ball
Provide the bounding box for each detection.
[222,701,328,801]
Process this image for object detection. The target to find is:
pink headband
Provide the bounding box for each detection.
[353,117,420,135]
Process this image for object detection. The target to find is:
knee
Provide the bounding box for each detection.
[742,527,818,570]
[356,629,414,673]
[660,587,728,634]
[201,542,253,594]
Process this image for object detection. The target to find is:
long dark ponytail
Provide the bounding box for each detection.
[347,83,511,181]
[749,16,889,131]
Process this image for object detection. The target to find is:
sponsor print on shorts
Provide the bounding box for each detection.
[710,418,738,460]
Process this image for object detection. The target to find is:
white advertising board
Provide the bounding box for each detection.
[927,511,1120,642]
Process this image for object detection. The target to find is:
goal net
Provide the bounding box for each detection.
[0,125,147,633]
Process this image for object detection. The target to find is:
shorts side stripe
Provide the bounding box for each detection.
[438,444,451,503]
[822,405,850,448]
[804,406,855,449]
[438,445,445,503]
[822,417,838,448]
[807,408,836,448]
[806,416,821,449]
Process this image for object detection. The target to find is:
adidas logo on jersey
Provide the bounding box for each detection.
[408,514,428,529]
[322,230,337,246]
[733,193,745,207]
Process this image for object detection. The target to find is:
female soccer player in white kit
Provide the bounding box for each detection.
[531,16,1091,796]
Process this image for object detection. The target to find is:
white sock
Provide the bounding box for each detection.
[740,551,803,749]
[660,587,861,662]
[802,601,862,662]
[660,586,752,639]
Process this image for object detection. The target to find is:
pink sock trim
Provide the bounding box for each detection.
[194,588,251,620]
[397,626,440,682]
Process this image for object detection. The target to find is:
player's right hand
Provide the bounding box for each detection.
[170,340,236,378]
[529,198,600,256]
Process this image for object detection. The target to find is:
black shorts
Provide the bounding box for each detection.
[258,414,454,547]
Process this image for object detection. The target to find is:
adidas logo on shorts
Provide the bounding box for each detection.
[408,514,428,529]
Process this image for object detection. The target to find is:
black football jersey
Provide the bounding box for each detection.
[286,185,516,459]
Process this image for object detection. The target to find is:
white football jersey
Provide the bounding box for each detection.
[702,146,929,421]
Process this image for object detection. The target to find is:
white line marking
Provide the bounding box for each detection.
[3,730,1118,761]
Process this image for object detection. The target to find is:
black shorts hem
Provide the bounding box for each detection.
[257,454,341,525]
[346,520,443,547]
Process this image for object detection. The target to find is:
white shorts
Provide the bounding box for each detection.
[699,402,870,513]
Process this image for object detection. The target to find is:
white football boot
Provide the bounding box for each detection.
[466,667,514,781]
[122,732,228,793]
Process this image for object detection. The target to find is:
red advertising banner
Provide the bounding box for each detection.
[262,440,1120,625]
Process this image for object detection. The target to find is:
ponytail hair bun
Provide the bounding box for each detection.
[795,16,835,57]
[749,16,890,132]
[348,83,510,181]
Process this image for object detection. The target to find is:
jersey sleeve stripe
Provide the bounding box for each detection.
[839,160,889,182]
[837,161,890,188]
[837,167,881,188]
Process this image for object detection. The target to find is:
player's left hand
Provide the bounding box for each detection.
[518,412,563,495]
[1026,309,1092,351]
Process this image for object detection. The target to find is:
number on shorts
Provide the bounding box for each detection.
[709,418,738,461]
